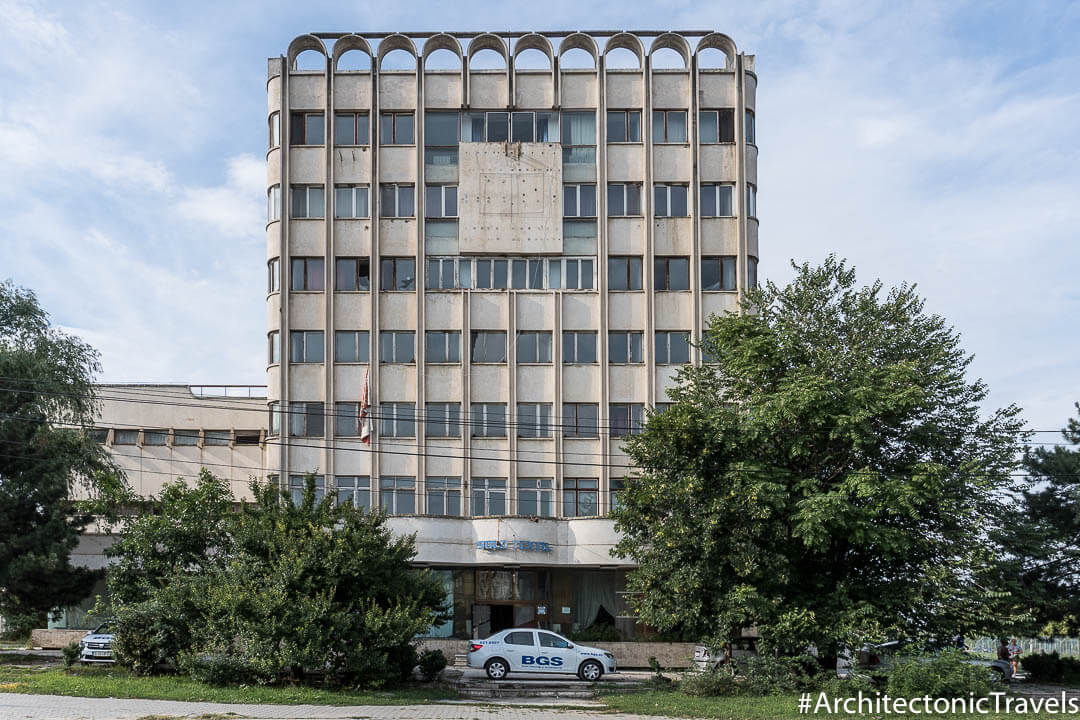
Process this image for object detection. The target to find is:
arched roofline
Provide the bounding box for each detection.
[512,32,554,65]
[377,33,418,69]
[467,32,509,64]
[603,32,644,66]
[332,34,373,69]
[696,32,737,69]
[287,34,327,70]
[422,33,464,65]
[558,32,598,64]
[649,32,691,68]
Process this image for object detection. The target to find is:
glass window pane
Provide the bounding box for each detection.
[547,259,561,289]
[397,113,414,144]
[652,110,665,143]
[609,258,625,291]
[671,333,690,364]
[396,332,412,362]
[399,186,414,217]
[536,112,558,142]
[380,185,396,215]
[493,259,507,289]
[528,259,543,289]
[487,112,509,142]
[356,114,369,144]
[700,110,718,143]
[580,185,596,217]
[457,258,471,288]
[581,259,593,289]
[671,257,689,290]
[629,257,642,290]
[719,109,735,142]
[702,258,721,291]
[607,185,624,216]
[719,185,733,216]
[335,114,354,145]
[566,259,578,289]
[398,259,415,290]
[670,185,687,216]
[627,110,641,142]
[425,112,458,146]
[425,186,441,216]
[445,186,457,217]
[441,258,455,288]
[654,185,668,216]
[511,112,534,142]
[626,184,640,215]
[606,111,626,143]
[630,332,642,362]
[667,111,686,142]
[336,258,356,291]
[511,259,527,289]
[563,186,577,216]
[380,113,394,144]
[380,332,394,362]
[701,185,717,217]
[722,256,737,290]
[306,114,324,144]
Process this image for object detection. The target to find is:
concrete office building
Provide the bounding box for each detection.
[262,29,759,640]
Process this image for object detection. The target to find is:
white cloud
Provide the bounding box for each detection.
[175,155,265,240]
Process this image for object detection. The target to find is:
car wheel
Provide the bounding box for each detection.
[485,658,509,680]
[579,659,603,682]
[990,666,1005,684]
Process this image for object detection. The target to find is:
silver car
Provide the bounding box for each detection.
[468,628,616,680]
[79,622,115,664]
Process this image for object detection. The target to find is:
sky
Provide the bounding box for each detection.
[1,0,1078,435]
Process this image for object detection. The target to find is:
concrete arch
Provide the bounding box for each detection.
[422,33,464,67]
[603,32,644,68]
[287,34,327,71]
[377,33,418,70]
[467,32,509,66]
[332,34,373,71]
[696,33,737,69]
[558,32,598,67]
[513,33,554,67]
[649,32,691,68]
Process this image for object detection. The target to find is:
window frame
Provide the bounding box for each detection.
[651,109,688,143]
[746,183,757,218]
[563,477,600,517]
[379,403,416,438]
[379,111,414,145]
[608,256,643,291]
[563,184,597,218]
[517,477,554,517]
[654,256,690,291]
[268,185,281,222]
[607,183,642,217]
[268,331,280,365]
[471,477,507,516]
[702,256,738,292]
[699,108,735,144]
[424,184,458,218]
[379,330,416,364]
[700,183,734,218]
[425,330,461,364]
[516,331,552,364]
[655,331,691,365]
[290,257,325,292]
[470,331,507,364]
[608,331,644,364]
[426,476,462,516]
[288,401,325,438]
[424,402,461,438]
[334,111,370,146]
[288,474,325,505]
[290,184,325,219]
[290,111,325,145]
[269,111,280,148]
[267,258,280,293]
[606,109,641,143]
[335,257,371,292]
[562,403,599,438]
[562,331,598,364]
[334,185,370,219]
[379,183,415,218]
[336,475,371,511]
[471,403,507,438]
[745,109,756,145]
[653,183,689,217]
[609,403,645,437]
[380,475,415,514]
[517,403,553,439]
[334,330,370,363]
[289,330,324,363]
[379,257,416,291]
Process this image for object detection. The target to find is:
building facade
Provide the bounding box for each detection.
[262,29,758,640]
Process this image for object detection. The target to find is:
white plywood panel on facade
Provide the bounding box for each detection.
[470,292,506,329]
[653,218,692,255]
[379,72,417,109]
[470,72,507,108]
[653,145,691,182]
[702,292,739,320]
[606,144,644,181]
[333,147,372,183]
[333,220,372,256]
[561,293,599,330]
[379,219,416,255]
[515,294,555,330]
[289,364,325,401]
[608,293,646,330]
[288,220,324,255]
[653,292,693,330]
[607,217,644,254]
[654,366,681,404]
[700,218,739,255]
[334,364,372,400]
[608,366,647,402]
[379,293,417,327]
[288,442,324,476]
[562,365,600,400]
[333,293,371,328]
[651,71,688,108]
[424,73,462,108]
[424,366,464,401]
[333,74,372,109]
[605,72,643,107]
[333,444,372,475]
[699,72,737,107]
[379,146,417,182]
[289,147,325,183]
[560,72,597,108]
[516,366,554,402]
[425,293,462,329]
[700,144,736,182]
[378,441,418,475]
[378,364,417,401]
[515,72,553,108]
[288,293,325,329]
[289,74,325,109]
[458,142,563,254]
[469,365,509,401]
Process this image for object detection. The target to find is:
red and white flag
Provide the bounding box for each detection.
[359,367,371,445]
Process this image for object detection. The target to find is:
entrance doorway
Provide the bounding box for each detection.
[472,603,515,637]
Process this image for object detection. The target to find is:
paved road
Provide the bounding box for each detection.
[0,694,667,720]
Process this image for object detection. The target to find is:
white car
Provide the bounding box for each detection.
[468,628,616,681]
[79,622,115,664]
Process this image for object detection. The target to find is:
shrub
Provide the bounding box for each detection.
[737,653,822,696]
[571,623,622,642]
[61,641,80,668]
[418,649,448,682]
[681,668,740,696]
[177,651,270,686]
[1020,652,1080,685]
[886,650,995,698]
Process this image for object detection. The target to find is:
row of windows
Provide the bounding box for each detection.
[271,109,756,149]
[271,256,757,293]
[270,401,650,439]
[282,474,625,518]
[90,428,262,447]
[268,182,756,221]
[270,329,701,366]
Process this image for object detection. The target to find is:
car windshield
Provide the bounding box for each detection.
[92,622,114,634]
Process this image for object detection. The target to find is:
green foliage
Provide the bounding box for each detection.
[571,622,622,642]
[176,651,271,686]
[885,649,996,698]
[680,668,740,696]
[417,649,447,682]
[61,641,80,668]
[108,474,448,687]
[613,257,1026,658]
[0,281,129,633]
[680,654,829,697]
[1020,652,1080,684]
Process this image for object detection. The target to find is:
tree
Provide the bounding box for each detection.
[995,404,1080,635]
[612,257,1026,662]
[0,281,126,636]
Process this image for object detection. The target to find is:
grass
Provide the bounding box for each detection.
[598,688,1080,719]
[0,664,456,705]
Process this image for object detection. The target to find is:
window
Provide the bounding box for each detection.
[268,258,280,293]
[509,111,550,142]
[379,331,415,363]
[88,428,108,444]
[290,330,324,363]
[471,477,507,516]
[561,258,595,290]
[474,258,508,289]
[702,256,737,291]
[427,477,461,516]
[336,475,371,511]
[748,256,758,289]
[563,184,596,218]
[425,331,460,363]
[562,331,597,364]
[380,476,415,514]
[606,110,641,143]
[561,111,596,165]
[334,112,369,145]
[610,403,645,437]
[747,183,757,217]
[335,258,370,291]
[380,257,416,291]
[471,403,507,438]
[380,112,414,145]
[699,109,735,143]
[269,111,280,148]
[380,184,414,218]
[289,402,325,437]
[654,256,689,291]
[609,331,644,364]
[700,184,734,217]
[518,478,553,517]
[745,109,756,144]
[610,478,625,513]
[563,478,599,517]
[174,428,199,446]
[652,110,687,143]
[425,402,461,438]
[268,331,280,364]
[335,331,369,363]
[425,185,457,218]
[506,630,536,646]
[471,331,506,364]
[379,403,415,438]
[426,257,470,289]
[485,112,510,142]
[267,185,280,222]
[654,184,688,217]
[425,111,459,167]
[290,111,324,145]
[462,111,558,142]
[607,183,641,217]
[289,475,325,505]
[233,430,257,445]
[539,631,571,649]
[562,403,599,438]
[516,331,552,363]
[509,258,546,289]
[608,256,642,290]
[335,402,359,436]
[204,430,230,446]
[290,185,325,219]
[143,429,167,446]
[517,403,553,438]
[655,331,691,364]
[334,185,369,218]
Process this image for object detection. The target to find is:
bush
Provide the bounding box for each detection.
[570,623,622,642]
[886,650,995,698]
[112,589,195,676]
[680,654,824,697]
[177,651,270,686]
[681,668,740,696]
[418,649,447,682]
[61,641,80,668]
[1020,652,1080,685]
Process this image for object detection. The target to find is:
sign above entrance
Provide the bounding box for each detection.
[477,539,552,552]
